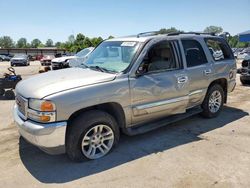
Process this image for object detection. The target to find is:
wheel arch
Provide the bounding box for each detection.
[67,102,126,131]
[208,78,228,103]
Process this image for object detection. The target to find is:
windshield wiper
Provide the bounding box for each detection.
[89,66,117,74]
[80,63,89,68]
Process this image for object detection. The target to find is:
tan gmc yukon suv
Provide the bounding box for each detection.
[14,32,236,161]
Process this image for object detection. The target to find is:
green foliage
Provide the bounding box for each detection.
[16,38,28,48]
[1,27,249,50]
[30,39,42,48]
[59,33,104,52]
[227,35,249,48]
[45,39,53,47]
[204,26,223,34]
[157,27,180,34]
[0,36,15,48]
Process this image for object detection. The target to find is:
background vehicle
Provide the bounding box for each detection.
[40,55,55,66]
[0,53,14,58]
[14,32,236,162]
[233,48,244,58]
[10,54,30,66]
[237,48,250,60]
[34,54,44,61]
[51,47,94,70]
[0,55,11,61]
[0,67,22,99]
[238,59,250,85]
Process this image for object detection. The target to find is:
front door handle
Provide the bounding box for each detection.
[204,69,212,75]
[177,76,188,83]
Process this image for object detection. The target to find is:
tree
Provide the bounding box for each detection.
[204,26,223,34]
[68,34,75,44]
[0,36,15,48]
[157,27,179,34]
[83,37,92,48]
[45,39,53,47]
[108,36,114,39]
[91,37,103,47]
[30,39,42,48]
[228,36,238,47]
[55,42,62,48]
[74,33,86,51]
[16,38,28,48]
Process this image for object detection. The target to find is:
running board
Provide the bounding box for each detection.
[124,107,203,136]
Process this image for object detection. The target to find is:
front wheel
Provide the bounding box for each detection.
[201,84,224,118]
[0,88,5,96]
[66,110,120,162]
[5,90,15,100]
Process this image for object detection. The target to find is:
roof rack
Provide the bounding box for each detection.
[167,32,216,36]
[133,31,218,38]
[137,31,159,38]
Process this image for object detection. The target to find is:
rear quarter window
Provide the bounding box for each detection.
[205,38,234,61]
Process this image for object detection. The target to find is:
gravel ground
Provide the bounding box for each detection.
[0,61,249,188]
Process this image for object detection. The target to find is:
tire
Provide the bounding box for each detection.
[240,77,249,85]
[66,110,120,162]
[201,84,224,118]
[5,90,15,100]
[0,88,5,96]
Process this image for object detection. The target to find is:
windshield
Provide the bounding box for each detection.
[14,54,27,58]
[76,48,92,57]
[83,41,140,73]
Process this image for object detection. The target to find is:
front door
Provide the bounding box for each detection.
[129,40,189,126]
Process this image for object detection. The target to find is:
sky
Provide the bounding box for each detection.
[0,0,249,43]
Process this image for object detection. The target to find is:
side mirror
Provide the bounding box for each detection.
[136,57,149,77]
[136,66,145,76]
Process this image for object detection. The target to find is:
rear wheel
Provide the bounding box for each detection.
[66,110,120,162]
[201,84,224,118]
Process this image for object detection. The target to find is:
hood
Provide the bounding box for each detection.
[16,68,116,99]
[52,56,76,63]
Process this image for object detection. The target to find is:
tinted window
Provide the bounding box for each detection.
[181,40,207,67]
[205,38,234,61]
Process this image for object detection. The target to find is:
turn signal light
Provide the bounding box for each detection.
[41,101,55,112]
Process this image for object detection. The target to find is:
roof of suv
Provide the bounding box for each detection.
[107,33,222,43]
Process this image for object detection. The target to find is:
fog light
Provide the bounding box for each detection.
[40,115,51,122]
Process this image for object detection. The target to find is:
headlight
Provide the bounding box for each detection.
[29,99,56,111]
[28,99,56,123]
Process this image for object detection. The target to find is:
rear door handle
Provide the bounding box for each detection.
[177,76,188,83]
[204,69,212,75]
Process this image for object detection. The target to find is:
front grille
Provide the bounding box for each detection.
[16,95,27,116]
[13,60,24,64]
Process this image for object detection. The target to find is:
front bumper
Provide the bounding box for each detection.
[12,61,27,65]
[13,105,67,154]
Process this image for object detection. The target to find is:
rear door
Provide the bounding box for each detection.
[180,39,213,108]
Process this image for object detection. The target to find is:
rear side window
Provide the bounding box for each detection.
[205,38,234,61]
[181,39,208,67]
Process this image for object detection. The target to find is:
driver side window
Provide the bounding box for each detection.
[139,41,177,74]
